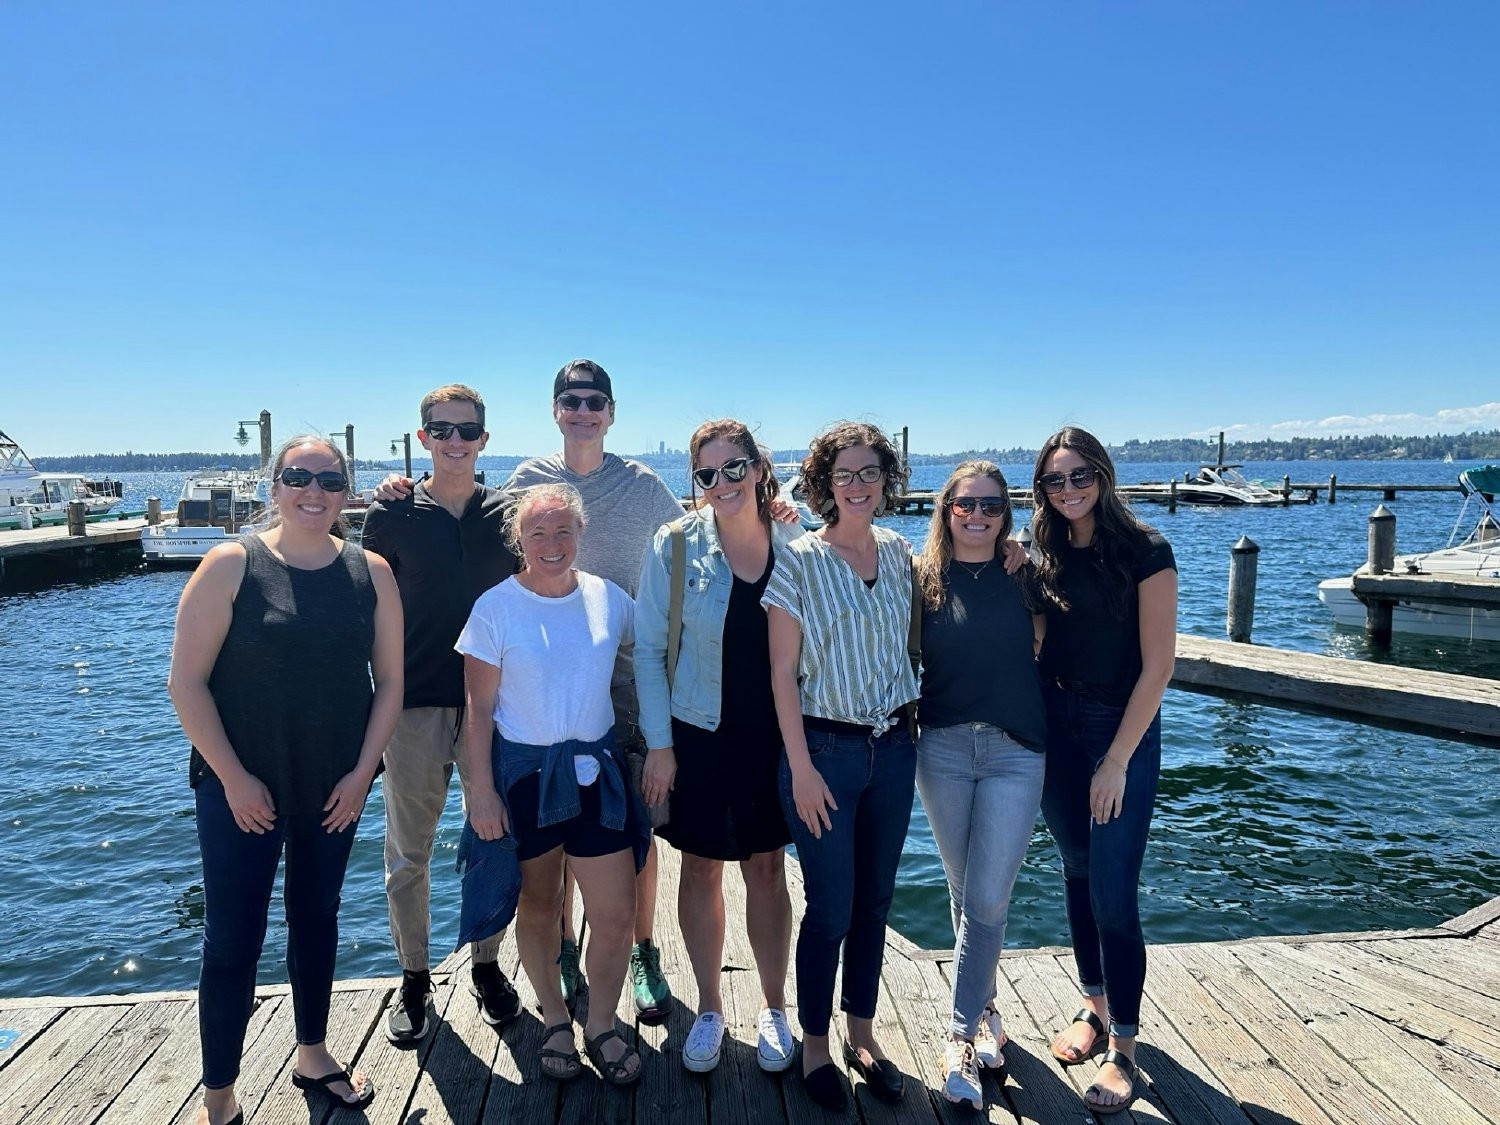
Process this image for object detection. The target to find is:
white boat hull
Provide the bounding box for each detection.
[140,525,241,564]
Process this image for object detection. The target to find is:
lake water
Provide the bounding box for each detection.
[1,458,1497,999]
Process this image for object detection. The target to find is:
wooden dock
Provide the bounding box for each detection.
[3,846,1498,1124]
[0,517,150,580]
[1352,572,1500,608]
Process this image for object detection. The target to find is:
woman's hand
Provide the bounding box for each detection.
[223,771,276,834]
[322,768,373,833]
[469,787,509,842]
[1000,538,1029,574]
[767,496,801,524]
[791,765,838,839]
[642,746,677,809]
[1090,758,1127,824]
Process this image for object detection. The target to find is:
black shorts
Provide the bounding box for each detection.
[505,769,636,863]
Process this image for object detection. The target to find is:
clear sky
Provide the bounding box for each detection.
[3,2,1497,458]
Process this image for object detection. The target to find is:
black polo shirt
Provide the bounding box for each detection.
[362,481,519,709]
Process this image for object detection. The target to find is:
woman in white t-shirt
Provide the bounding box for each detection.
[456,483,645,1088]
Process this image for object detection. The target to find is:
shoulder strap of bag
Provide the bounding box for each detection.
[667,519,687,691]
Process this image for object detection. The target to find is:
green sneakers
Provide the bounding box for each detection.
[559,937,585,1015]
[630,939,671,1025]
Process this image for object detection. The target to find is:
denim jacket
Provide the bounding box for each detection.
[634,511,803,750]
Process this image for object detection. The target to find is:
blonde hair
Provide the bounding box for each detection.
[916,461,1013,610]
[505,483,586,564]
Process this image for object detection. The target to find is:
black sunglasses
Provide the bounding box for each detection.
[692,457,753,490]
[830,465,885,487]
[556,393,611,413]
[1037,466,1098,494]
[279,466,349,492]
[948,496,1008,517]
[423,420,485,441]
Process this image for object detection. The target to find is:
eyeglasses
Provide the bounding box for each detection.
[1037,467,1098,494]
[279,466,349,492]
[948,496,1008,517]
[556,393,611,413]
[830,465,885,487]
[423,420,485,441]
[692,457,752,490]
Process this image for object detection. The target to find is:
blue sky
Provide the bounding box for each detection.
[3,2,1496,457]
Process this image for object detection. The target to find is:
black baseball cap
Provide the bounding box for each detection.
[552,358,614,401]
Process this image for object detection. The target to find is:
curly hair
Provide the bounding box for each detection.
[799,421,909,526]
[915,461,1013,610]
[1030,426,1155,616]
[505,483,586,565]
[687,419,780,521]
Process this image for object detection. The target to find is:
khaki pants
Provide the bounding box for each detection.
[384,707,503,971]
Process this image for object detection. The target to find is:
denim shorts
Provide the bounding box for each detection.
[505,770,636,862]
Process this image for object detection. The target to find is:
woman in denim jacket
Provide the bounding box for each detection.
[635,419,802,1076]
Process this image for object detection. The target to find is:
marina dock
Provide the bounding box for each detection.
[2,846,1497,1124]
[0,516,150,580]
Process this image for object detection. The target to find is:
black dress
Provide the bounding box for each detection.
[658,552,792,860]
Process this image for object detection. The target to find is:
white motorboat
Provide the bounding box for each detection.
[1318,466,1500,642]
[1128,464,1285,507]
[0,429,124,529]
[775,462,823,529]
[140,467,266,565]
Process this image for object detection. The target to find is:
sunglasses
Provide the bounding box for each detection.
[830,465,885,487]
[279,466,349,492]
[692,456,753,490]
[948,496,1008,517]
[423,420,485,441]
[1037,466,1098,494]
[556,393,611,413]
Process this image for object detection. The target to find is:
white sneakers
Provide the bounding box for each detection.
[974,1003,1006,1069]
[682,1007,797,1074]
[684,1011,726,1073]
[943,1038,984,1110]
[756,1007,795,1072]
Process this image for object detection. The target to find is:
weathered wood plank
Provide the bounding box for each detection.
[1171,635,1500,745]
[163,995,287,1125]
[1227,942,1495,1125]
[1352,572,1500,607]
[1440,894,1500,937]
[478,946,560,1125]
[96,997,202,1125]
[0,1006,66,1075]
[0,1005,130,1122]
[394,949,505,1125]
[1349,937,1500,1004]
[1170,942,1410,1124]
[1133,990,1257,1125]
[1147,945,1339,1124]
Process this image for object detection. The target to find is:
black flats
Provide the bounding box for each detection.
[804,1062,849,1110]
[843,1044,904,1103]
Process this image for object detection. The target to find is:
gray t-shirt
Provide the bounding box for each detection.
[502,452,684,739]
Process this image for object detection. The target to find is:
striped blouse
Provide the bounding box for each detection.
[761,525,918,732]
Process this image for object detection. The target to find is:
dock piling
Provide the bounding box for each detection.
[1282,474,1292,505]
[146,497,162,526]
[1228,535,1260,642]
[1328,473,1338,504]
[66,501,86,537]
[1168,479,1178,513]
[1366,505,1397,643]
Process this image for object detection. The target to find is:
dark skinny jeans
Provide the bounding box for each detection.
[778,721,916,1037]
[196,774,358,1089]
[1038,682,1161,1039]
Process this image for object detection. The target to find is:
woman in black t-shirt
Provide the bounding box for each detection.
[1030,427,1177,1117]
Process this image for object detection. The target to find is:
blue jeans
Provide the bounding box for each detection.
[1039,683,1160,1039]
[915,723,1044,1039]
[778,721,916,1037]
[196,774,358,1089]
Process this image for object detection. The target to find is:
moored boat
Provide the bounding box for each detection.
[140,467,265,565]
[0,430,124,529]
[1128,464,1285,506]
[1318,465,1500,641]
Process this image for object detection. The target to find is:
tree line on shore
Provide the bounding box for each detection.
[32,429,1500,473]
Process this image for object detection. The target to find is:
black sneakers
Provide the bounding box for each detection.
[386,969,435,1044]
[471,960,521,1026]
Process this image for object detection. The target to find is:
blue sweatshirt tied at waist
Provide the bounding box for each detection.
[455,727,649,949]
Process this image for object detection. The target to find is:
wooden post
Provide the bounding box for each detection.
[66,500,86,537]
[1217,430,1226,468]
[1328,473,1337,504]
[402,433,412,479]
[1228,535,1259,642]
[342,424,355,495]
[1282,474,1291,505]
[146,497,162,525]
[1168,479,1178,513]
[258,410,272,472]
[900,425,909,473]
[1366,505,1396,643]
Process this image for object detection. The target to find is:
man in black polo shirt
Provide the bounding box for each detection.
[363,384,522,1043]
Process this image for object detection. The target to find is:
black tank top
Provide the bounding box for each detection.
[190,534,377,814]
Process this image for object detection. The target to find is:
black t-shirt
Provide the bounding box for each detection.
[1038,529,1175,705]
[919,563,1047,753]
[362,482,519,709]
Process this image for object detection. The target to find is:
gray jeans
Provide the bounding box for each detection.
[915,723,1044,1038]
[384,707,503,971]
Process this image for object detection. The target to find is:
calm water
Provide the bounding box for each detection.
[1,459,1497,998]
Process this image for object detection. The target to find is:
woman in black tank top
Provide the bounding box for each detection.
[169,436,404,1125]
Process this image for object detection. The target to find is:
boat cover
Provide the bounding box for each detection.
[1459,466,1500,497]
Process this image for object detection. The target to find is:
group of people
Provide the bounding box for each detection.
[169,358,1177,1125]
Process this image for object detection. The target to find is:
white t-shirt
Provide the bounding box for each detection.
[455,571,635,784]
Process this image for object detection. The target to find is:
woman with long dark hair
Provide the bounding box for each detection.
[1030,426,1176,1116]
[634,419,798,1075]
[169,435,404,1125]
[762,421,917,1111]
[913,461,1045,1109]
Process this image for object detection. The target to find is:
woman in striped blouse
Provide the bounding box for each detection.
[762,421,918,1111]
